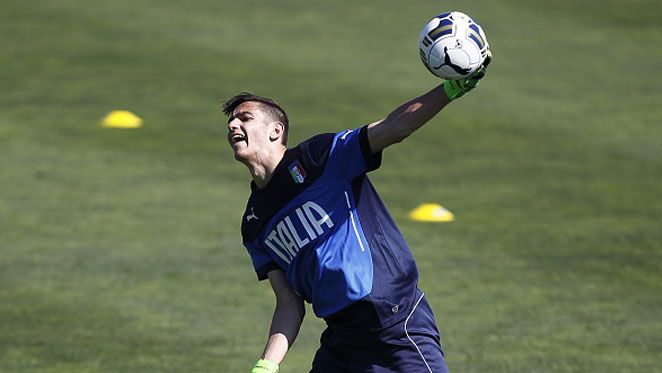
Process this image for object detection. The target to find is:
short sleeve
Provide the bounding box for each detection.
[244,242,279,281]
[325,125,382,180]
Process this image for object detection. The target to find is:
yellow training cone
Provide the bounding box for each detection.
[101,110,143,129]
[409,203,455,223]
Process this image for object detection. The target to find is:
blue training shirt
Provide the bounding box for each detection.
[241,125,420,334]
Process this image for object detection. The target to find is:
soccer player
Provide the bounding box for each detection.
[224,58,490,373]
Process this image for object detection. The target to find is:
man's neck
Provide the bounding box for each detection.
[246,146,287,189]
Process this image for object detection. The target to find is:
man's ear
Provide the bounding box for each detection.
[269,121,285,142]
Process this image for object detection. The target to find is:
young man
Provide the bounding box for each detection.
[224,57,490,373]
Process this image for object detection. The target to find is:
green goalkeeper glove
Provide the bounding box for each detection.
[443,51,492,101]
[251,359,279,373]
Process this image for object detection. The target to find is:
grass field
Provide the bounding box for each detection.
[2,0,661,371]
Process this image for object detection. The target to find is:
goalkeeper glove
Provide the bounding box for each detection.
[443,51,492,101]
[251,359,279,373]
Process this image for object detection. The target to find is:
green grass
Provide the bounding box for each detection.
[1,0,661,371]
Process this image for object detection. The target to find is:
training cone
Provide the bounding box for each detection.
[409,203,455,223]
[101,110,143,129]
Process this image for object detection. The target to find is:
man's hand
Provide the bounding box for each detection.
[443,51,492,101]
[251,358,279,373]
[365,50,492,153]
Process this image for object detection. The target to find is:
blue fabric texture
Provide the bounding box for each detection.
[241,125,420,329]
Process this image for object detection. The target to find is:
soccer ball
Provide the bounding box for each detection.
[418,11,490,80]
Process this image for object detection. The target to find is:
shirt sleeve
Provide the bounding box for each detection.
[325,125,382,180]
[244,242,279,281]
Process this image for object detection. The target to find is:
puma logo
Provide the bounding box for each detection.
[246,207,259,222]
[433,46,472,75]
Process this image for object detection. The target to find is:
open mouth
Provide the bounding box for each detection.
[230,133,246,145]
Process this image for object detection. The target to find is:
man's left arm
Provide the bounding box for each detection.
[367,55,491,154]
[366,84,450,153]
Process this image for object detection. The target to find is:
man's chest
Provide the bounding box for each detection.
[241,154,324,243]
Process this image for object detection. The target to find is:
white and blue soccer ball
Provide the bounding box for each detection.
[418,11,490,80]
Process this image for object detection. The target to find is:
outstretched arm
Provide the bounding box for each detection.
[251,270,305,372]
[366,84,450,153]
[367,55,491,154]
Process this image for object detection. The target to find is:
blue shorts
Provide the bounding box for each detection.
[310,293,448,372]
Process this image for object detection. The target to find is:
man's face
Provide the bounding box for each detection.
[227,101,273,162]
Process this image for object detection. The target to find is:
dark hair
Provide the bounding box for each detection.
[222,92,289,144]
